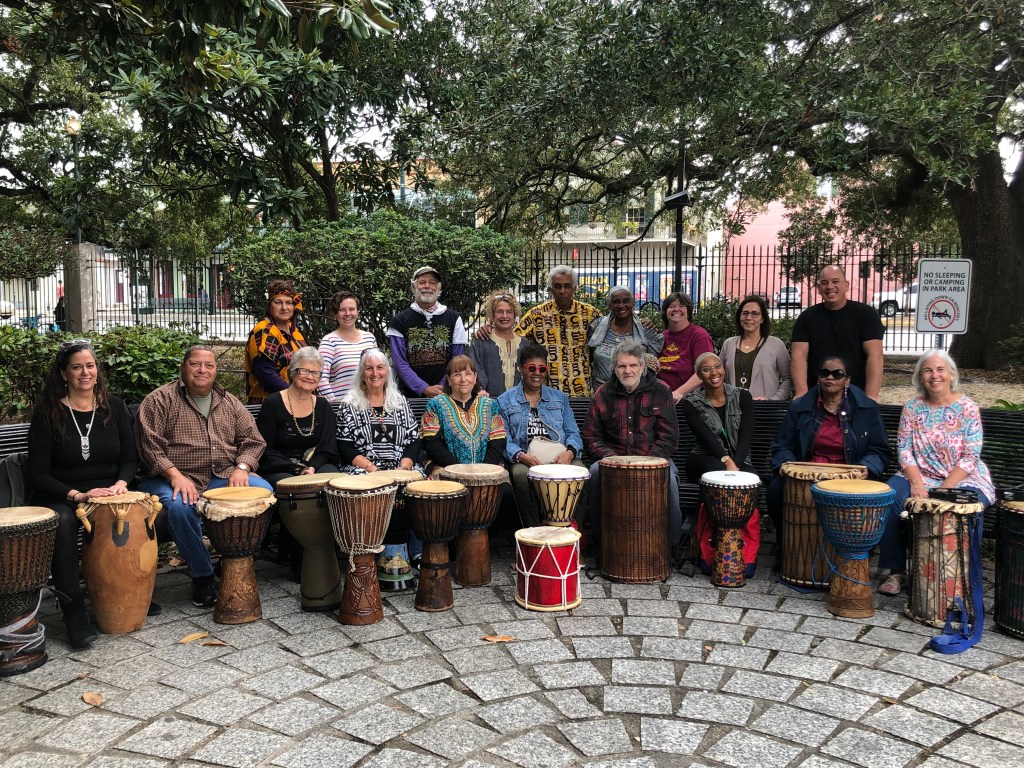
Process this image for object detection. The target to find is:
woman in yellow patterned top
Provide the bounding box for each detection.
[244,279,307,404]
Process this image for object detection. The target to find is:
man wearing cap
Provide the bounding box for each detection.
[387,266,469,397]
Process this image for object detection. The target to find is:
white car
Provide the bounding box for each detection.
[0,300,13,319]
[873,283,919,317]
[773,286,802,308]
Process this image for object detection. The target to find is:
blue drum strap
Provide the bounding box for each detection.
[929,512,984,654]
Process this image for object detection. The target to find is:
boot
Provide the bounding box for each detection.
[62,597,97,649]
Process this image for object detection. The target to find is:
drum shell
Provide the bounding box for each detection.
[515,527,581,611]
[907,500,981,628]
[0,511,57,620]
[811,483,891,557]
[703,480,760,530]
[324,485,395,555]
[81,497,158,634]
[599,457,670,583]
[528,467,588,527]
[407,488,465,545]
[277,491,342,611]
[440,465,507,530]
[206,512,272,559]
[996,503,1024,639]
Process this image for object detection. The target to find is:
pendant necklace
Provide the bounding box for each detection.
[66,399,97,460]
[736,337,762,388]
[285,391,316,438]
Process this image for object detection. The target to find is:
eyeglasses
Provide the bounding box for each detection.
[740,311,762,318]
[818,368,848,379]
[294,368,319,377]
[523,364,548,373]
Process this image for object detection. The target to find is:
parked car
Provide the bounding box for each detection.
[873,283,919,317]
[773,286,801,308]
[0,300,13,319]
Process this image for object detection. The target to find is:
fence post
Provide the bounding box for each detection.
[64,242,99,333]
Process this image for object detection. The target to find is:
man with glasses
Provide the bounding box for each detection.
[790,264,885,400]
[136,345,272,607]
[387,266,468,398]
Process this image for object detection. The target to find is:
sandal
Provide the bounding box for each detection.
[878,572,906,596]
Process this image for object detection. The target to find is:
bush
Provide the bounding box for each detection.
[0,325,200,420]
[693,298,796,350]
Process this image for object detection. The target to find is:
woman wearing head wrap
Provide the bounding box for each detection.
[587,286,664,389]
[244,278,307,404]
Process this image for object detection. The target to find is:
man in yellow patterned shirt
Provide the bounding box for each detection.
[515,265,601,397]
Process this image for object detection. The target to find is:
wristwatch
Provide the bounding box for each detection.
[236,463,250,472]
[720,455,729,465]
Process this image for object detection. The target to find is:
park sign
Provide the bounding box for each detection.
[915,259,972,335]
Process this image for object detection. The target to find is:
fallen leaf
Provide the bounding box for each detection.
[201,641,229,647]
[168,557,184,567]
[480,634,515,643]
[82,691,104,706]
[178,631,209,644]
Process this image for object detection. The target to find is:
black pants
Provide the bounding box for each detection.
[46,501,84,607]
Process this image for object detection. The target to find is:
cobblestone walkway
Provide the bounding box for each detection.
[3,547,1023,768]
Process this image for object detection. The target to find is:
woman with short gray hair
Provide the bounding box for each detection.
[588,286,664,388]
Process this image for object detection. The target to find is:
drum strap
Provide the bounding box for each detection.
[0,592,44,661]
[929,512,984,654]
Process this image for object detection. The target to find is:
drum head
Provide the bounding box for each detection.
[700,470,761,488]
[375,469,426,485]
[0,506,57,527]
[1000,500,1024,513]
[814,478,891,496]
[780,461,864,480]
[515,526,581,546]
[276,474,336,494]
[405,480,466,496]
[202,486,273,501]
[599,455,669,468]
[327,475,396,493]
[905,497,984,516]
[441,463,509,485]
[86,491,149,504]
[527,464,589,481]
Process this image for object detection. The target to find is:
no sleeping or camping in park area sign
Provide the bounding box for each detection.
[915,258,972,335]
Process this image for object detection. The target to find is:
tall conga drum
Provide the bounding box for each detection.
[275,474,347,612]
[779,462,864,588]
[324,475,396,625]
[375,469,426,591]
[700,471,761,588]
[995,500,1024,639]
[405,480,466,612]
[0,507,57,676]
[812,479,893,618]
[599,456,670,583]
[528,464,589,526]
[906,496,984,627]
[77,492,161,633]
[196,487,276,625]
[515,526,581,612]
[440,464,508,587]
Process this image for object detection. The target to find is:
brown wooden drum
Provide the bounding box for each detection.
[324,475,396,625]
[374,469,426,591]
[440,464,508,587]
[196,487,276,625]
[276,474,347,612]
[77,492,161,633]
[405,480,466,612]
[0,507,57,677]
[599,455,670,583]
[779,462,864,588]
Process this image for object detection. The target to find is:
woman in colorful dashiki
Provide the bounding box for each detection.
[244,278,307,404]
[421,355,506,476]
[318,290,378,402]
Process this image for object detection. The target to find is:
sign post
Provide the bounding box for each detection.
[915,259,972,348]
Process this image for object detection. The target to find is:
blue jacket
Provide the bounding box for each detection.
[497,385,584,462]
[770,385,890,478]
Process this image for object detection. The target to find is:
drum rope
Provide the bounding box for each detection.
[0,592,45,661]
[519,542,578,609]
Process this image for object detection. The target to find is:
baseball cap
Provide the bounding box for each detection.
[412,266,441,281]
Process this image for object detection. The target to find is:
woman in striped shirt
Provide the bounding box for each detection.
[317,290,378,402]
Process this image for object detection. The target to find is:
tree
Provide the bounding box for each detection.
[421,0,1022,367]
[222,209,522,345]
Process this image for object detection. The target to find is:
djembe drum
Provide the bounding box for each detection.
[599,455,670,583]
[700,471,761,588]
[780,462,864,588]
[196,487,276,625]
[811,479,893,618]
[906,496,984,627]
[440,464,508,586]
[405,480,466,612]
[528,464,589,527]
[275,474,347,612]
[324,475,397,625]
[0,507,57,676]
[515,526,581,612]
[374,468,426,591]
[77,492,161,633]
[995,500,1024,639]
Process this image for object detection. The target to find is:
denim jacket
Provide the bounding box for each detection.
[770,384,890,477]
[497,385,584,463]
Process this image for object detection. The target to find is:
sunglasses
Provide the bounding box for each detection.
[818,368,848,380]
[523,364,548,373]
[59,337,92,350]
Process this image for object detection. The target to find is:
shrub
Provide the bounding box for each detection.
[693,298,796,350]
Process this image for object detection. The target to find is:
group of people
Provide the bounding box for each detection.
[25,261,991,649]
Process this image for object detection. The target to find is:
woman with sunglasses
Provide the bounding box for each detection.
[244,278,307,404]
[587,286,664,389]
[766,355,890,540]
[498,343,585,526]
[468,291,522,397]
[719,294,792,400]
[28,339,138,648]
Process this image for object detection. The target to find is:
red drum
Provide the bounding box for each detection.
[515,526,581,612]
[699,471,761,588]
[440,464,508,587]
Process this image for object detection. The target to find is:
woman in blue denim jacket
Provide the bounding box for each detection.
[766,355,891,542]
[497,343,586,526]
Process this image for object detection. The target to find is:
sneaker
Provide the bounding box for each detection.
[191,576,217,608]
[378,554,411,575]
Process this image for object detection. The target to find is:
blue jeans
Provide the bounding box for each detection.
[139,474,274,579]
[878,475,990,572]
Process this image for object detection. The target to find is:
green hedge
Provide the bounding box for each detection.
[694,298,796,350]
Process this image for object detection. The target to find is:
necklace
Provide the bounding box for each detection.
[66,399,96,460]
[285,390,316,438]
[735,338,762,389]
[822,399,842,415]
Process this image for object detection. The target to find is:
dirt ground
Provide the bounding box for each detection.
[879,360,1024,408]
